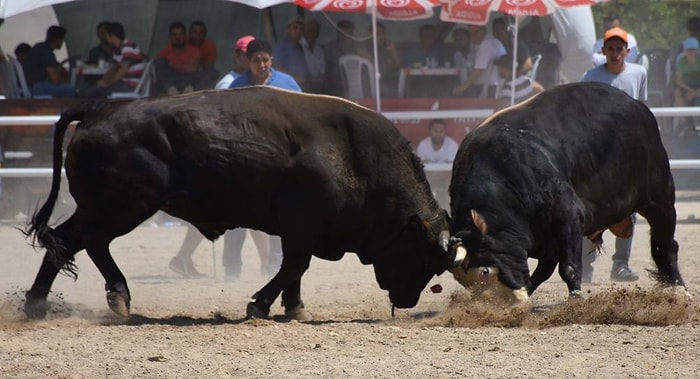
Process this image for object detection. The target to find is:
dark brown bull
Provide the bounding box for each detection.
[25,87,460,320]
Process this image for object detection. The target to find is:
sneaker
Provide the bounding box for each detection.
[169,257,207,279]
[183,85,194,93]
[167,86,179,96]
[610,266,639,282]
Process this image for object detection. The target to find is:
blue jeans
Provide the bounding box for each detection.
[30,82,76,98]
[82,81,134,98]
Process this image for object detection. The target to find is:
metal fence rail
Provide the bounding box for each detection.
[1,107,699,176]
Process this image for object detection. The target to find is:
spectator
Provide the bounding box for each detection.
[324,20,357,97]
[171,35,274,281]
[673,37,700,132]
[83,22,145,98]
[86,20,114,65]
[451,27,473,70]
[22,25,76,98]
[415,119,458,209]
[273,17,309,89]
[452,24,506,98]
[402,23,449,68]
[300,18,327,94]
[357,22,402,97]
[580,26,646,283]
[592,15,639,67]
[416,119,459,163]
[229,38,301,91]
[188,20,217,70]
[492,17,544,96]
[188,20,219,89]
[215,35,254,89]
[14,43,31,65]
[156,21,215,95]
[492,17,532,77]
[494,54,541,104]
[229,38,303,276]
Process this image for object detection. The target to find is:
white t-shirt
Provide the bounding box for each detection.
[215,70,243,89]
[581,62,647,101]
[416,136,459,164]
[473,34,507,88]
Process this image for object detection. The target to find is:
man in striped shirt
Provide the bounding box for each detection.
[84,22,145,98]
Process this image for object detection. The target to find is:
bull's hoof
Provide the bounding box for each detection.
[24,292,48,319]
[106,291,130,318]
[246,302,270,319]
[284,305,313,322]
[568,290,584,301]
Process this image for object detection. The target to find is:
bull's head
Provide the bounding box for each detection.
[446,210,530,304]
[374,209,460,309]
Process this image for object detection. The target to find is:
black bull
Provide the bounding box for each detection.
[24,87,460,320]
[448,82,685,301]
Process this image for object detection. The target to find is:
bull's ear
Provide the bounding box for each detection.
[471,209,488,235]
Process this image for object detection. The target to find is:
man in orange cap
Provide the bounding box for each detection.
[580,26,647,283]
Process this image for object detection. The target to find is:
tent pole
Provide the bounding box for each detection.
[510,12,519,106]
[371,2,381,112]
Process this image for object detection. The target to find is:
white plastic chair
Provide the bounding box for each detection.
[338,54,376,100]
[109,60,154,99]
[8,55,35,98]
[529,54,543,82]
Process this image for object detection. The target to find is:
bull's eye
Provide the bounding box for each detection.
[479,267,491,283]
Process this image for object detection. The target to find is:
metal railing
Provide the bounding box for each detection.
[1,107,700,176]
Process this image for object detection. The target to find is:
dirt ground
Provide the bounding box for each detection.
[2,194,700,378]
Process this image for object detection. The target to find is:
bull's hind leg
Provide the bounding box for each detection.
[638,200,685,286]
[25,216,83,319]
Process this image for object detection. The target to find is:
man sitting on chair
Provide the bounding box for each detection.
[83,22,146,98]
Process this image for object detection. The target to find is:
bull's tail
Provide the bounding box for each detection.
[24,106,88,278]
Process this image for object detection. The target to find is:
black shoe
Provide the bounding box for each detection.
[610,266,639,282]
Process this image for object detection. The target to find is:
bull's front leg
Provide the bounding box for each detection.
[246,251,312,321]
[552,190,585,299]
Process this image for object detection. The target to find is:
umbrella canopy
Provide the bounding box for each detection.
[0,0,291,19]
[295,0,439,20]
[440,0,598,25]
[440,0,601,105]
[296,0,441,110]
[0,0,76,19]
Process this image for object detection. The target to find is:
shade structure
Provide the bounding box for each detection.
[440,0,601,105]
[0,0,291,19]
[296,0,441,111]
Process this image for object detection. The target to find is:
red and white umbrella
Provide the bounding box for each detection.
[440,0,601,105]
[440,0,599,25]
[296,0,441,110]
[295,0,439,20]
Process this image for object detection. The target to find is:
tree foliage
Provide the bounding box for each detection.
[592,0,700,54]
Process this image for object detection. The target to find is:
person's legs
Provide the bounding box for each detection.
[581,237,597,283]
[169,225,207,278]
[222,228,246,281]
[266,235,283,277]
[30,82,76,98]
[249,230,271,276]
[611,214,639,281]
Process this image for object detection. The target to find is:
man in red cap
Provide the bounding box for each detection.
[580,26,647,283]
[215,35,254,89]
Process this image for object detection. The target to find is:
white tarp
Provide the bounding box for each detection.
[0,0,76,19]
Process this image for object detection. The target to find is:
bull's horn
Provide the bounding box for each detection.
[453,245,467,267]
[443,234,468,268]
[438,230,450,253]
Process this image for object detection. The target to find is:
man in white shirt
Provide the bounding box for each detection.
[416,119,459,209]
[451,25,506,98]
[581,26,646,283]
[300,18,327,94]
